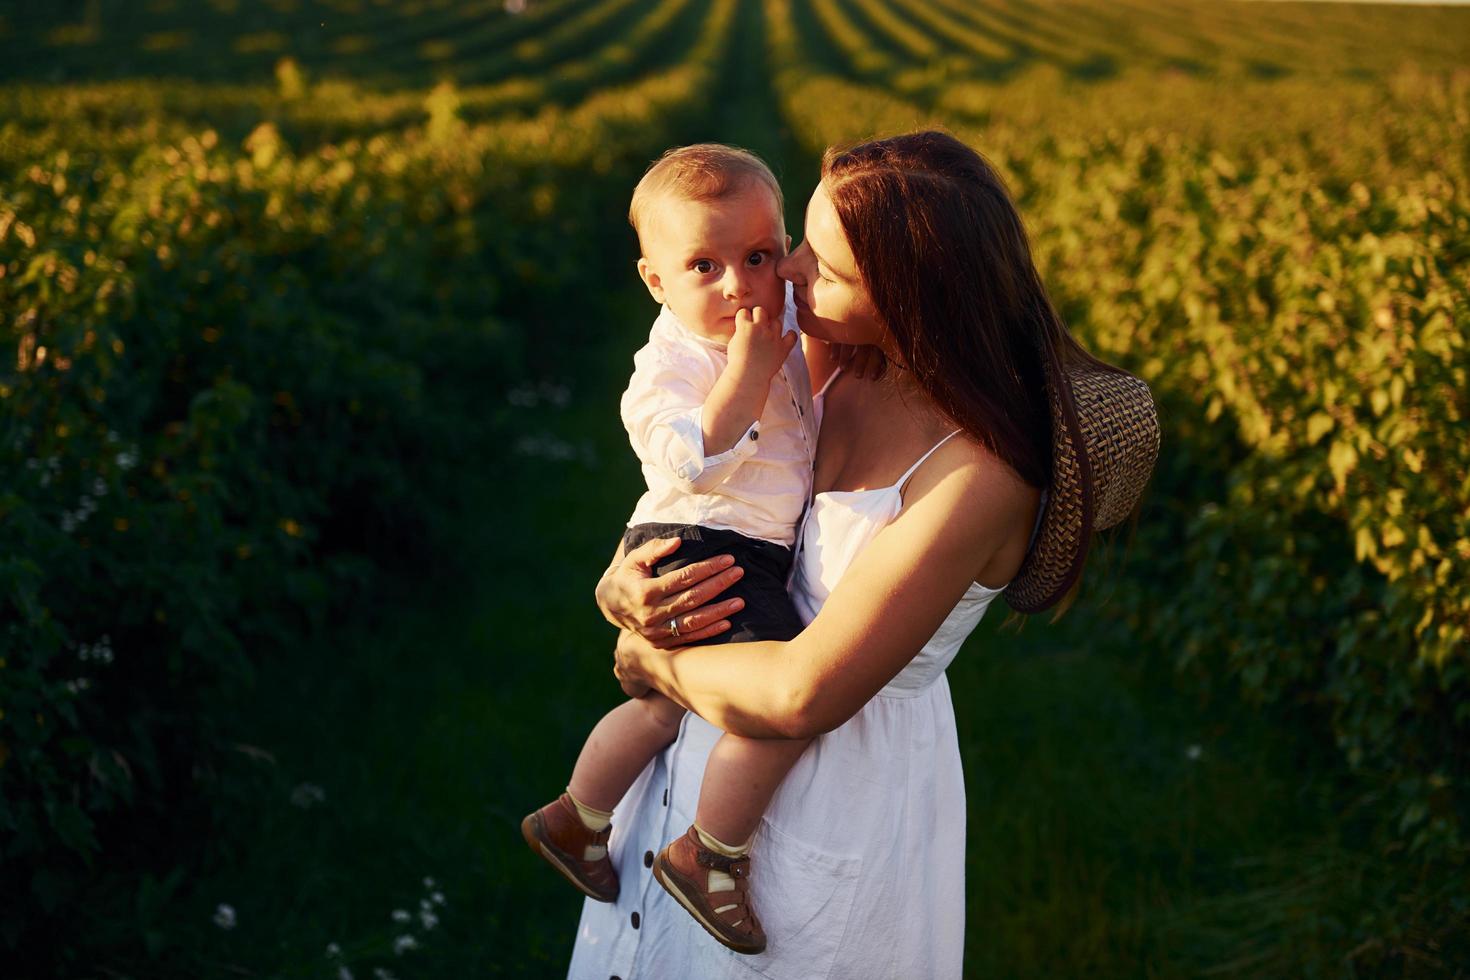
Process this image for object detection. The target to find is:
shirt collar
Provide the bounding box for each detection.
[653,304,729,353]
[653,281,800,351]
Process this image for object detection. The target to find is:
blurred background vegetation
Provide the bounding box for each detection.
[1,0,1466,976]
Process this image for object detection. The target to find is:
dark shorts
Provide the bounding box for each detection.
[621,522,804,646]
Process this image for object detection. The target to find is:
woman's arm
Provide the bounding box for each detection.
[616,452,1035,739]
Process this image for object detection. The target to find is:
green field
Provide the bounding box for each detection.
[2,0,1468,976]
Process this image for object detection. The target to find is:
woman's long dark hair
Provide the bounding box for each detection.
[823,130,1101,490]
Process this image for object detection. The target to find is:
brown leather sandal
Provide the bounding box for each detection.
[520,793,619,903]
[653,825,766,955]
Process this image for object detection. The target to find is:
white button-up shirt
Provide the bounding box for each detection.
[621,284,817,548]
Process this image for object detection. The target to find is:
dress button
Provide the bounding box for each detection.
[644,850,654,868]
[663,788,669,806]
[631,911,641,929]
[750,430,759,441]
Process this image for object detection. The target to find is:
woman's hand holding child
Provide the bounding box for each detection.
[596,536,746,647]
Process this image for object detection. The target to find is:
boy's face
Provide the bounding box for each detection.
[636,184,790,344]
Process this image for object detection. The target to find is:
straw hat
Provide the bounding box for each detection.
[1004,358,1161,614]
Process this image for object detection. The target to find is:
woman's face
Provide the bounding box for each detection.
[777,182,887,351]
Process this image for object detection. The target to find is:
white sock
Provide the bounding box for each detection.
[694,824,752,906]
[566,788,612,861]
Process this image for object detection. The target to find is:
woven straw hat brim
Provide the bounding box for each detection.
[1004,360,1160,614]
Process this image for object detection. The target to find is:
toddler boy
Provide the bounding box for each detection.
[521,144,816,956]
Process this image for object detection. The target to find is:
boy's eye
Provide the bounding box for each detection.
[693,260,716,275]
[747,251,767,267]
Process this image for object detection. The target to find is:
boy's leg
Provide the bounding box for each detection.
[651,733,811,954]
[693,733,812,848]
[567,691,687,814]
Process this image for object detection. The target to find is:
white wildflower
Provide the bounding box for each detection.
[513,433,577,461]
[390,908,411,924]
[213,903,237,929]
[392,934,418,955]
[373,967,399,979]
[1185,743,1203,761]
[337,968,354,980]
[419,908,439,931]
[290,782,326,808]
[431,890,446,906]
[506,381,571,409]
[422,875,436,889]
[326,942,342,958]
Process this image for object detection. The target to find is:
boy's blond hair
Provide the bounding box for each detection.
[628,143,784,253]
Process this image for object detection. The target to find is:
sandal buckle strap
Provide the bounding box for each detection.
[695,851,750,877]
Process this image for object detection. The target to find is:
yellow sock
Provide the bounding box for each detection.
[565,788,613,832]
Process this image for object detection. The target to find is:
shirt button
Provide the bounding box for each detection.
[750,430,759,441]
[663,788,669,806]
[644,850,654,868]
[631,911,641,929]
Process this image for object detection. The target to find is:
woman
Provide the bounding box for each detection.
[567,131,1158,979]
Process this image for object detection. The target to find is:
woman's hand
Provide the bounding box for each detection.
[832,342,887,381]
[613,629,663,700]
[615,629,653,697]
[595,536,746,648]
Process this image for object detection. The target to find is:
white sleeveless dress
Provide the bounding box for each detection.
[568,376,1022,980]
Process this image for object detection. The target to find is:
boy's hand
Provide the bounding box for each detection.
[726,305,797,384]
[701,305,797,456]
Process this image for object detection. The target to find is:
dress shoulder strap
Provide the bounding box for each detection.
[896,429,963,493]
[813,366,843,401]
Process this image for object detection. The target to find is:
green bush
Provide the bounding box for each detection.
[0,133,502,957]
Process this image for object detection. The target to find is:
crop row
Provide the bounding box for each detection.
[778,0,1470,94]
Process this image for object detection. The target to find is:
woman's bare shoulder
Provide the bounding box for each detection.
[900,432,1042,583]
[909,430,1036,503]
